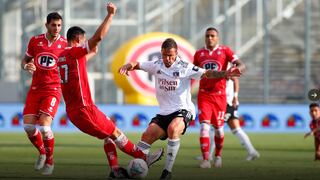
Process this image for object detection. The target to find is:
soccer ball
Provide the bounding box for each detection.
[127,158,148,179]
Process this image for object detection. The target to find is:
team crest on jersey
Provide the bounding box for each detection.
[36,52,58,70]
[37,42,43,46]
[173,71,180,77]
[192,66,199,71]
[58,56,66,62]
[157,70,161,74]
[217,51,221,55]
[58,44,62,49]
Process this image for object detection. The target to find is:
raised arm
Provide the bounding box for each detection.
[87,2,116,51]
[118,62,140,76]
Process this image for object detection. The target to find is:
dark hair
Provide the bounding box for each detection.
[309,103,320,109]
[161,38,178,50]
[67,26,86,41]
[206,27,219,34]
[46,12,63,24]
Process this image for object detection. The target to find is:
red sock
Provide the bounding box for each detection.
[114,133,146,159]
[104,139,119,170]
[214,135,224,157]
[27,129,46,154]
[200,137,210,160]
[43,138,54,165]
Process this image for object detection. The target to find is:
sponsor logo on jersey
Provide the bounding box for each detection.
[35,52,58,70]
[202,60,221,71]
[158,78,178,92]
[58,56,66,62]
[286,113,305,128]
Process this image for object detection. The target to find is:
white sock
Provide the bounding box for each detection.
[165,138,180,172]
[209,126,215,158]
[232,128,255,153]
[137,140,151,154]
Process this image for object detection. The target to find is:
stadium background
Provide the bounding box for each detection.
[0,0,320,179]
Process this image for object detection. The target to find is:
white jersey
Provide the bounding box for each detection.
[226,79,234,106]
[139,56,205,116]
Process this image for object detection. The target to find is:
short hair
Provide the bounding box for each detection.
[67,26,86,41]
[161,38,178,50]
[46,12,63,24]
[206,27,219,34]
[309,103,320,109]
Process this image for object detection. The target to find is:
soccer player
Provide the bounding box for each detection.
[193,27,246,168]
[21,12,67,175]
[195,75,260,162]
[304,103,320,161]
[57,3,163,178]
[118,38,242,179]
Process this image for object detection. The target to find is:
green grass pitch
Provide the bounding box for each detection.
[0,132,319,180]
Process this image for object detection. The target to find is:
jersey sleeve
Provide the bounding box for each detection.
[70,42,90,60]
[186,62,206,80]
[193,51,199,66]
[139,60,158,74]
[225,47,239,63]
[25,36,36,57]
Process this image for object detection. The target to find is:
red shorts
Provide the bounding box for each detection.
[67,105,115,139]
[23,89,61,118]
[197,91,226,128]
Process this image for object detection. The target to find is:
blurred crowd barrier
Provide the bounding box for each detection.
[0,103,310,133]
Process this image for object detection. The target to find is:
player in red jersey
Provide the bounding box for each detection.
[57,2,163,178]
[194,27,246,168]
[304,103,320,161]
[21,12,67,175]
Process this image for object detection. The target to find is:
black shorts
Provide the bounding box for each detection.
[225,104,239,121]
[150,109,193,140]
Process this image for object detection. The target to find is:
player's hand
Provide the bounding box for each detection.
[118,64,131,76]
[23,62,36,74]
[232,97,239,108]
[106,2,117,15]
[226,67,241,78]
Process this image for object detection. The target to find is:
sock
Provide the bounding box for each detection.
[232,128,256,153]
[164,138,180,172]
[113,132,145,159]
[24,124,46,154]
[200,123,211,160]
[137,141,151,155]
[214,127,224,157]
[209,126,215,158]
[104,138,119,171]
[39,126,54,165]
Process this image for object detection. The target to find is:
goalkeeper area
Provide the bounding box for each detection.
[0,132,319,180]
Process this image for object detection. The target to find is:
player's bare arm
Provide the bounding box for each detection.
[232,77,239,107]
[21,55,36,73]
[202,68,242,79]
[87,2,116,51]
[118,62,140,76]
[232,59,246,73]
[85,47,98,61]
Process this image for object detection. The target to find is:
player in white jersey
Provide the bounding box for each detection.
[196,74,259,163]
[118,38,242,179]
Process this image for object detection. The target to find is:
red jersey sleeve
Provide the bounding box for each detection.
[25,36,36,57]
[193,51,199,66]
[225,46,238,63]
[70,45,88,61]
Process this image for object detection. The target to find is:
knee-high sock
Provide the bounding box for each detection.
[209,125,216,158]
[24,124,46,155]
[199,123,211,160]
[164,138,180,172]
[113,132,145,159]
[39,126,54,165]
[232,128,256,153]
[214,127,224,157]
[104,138,119,171]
